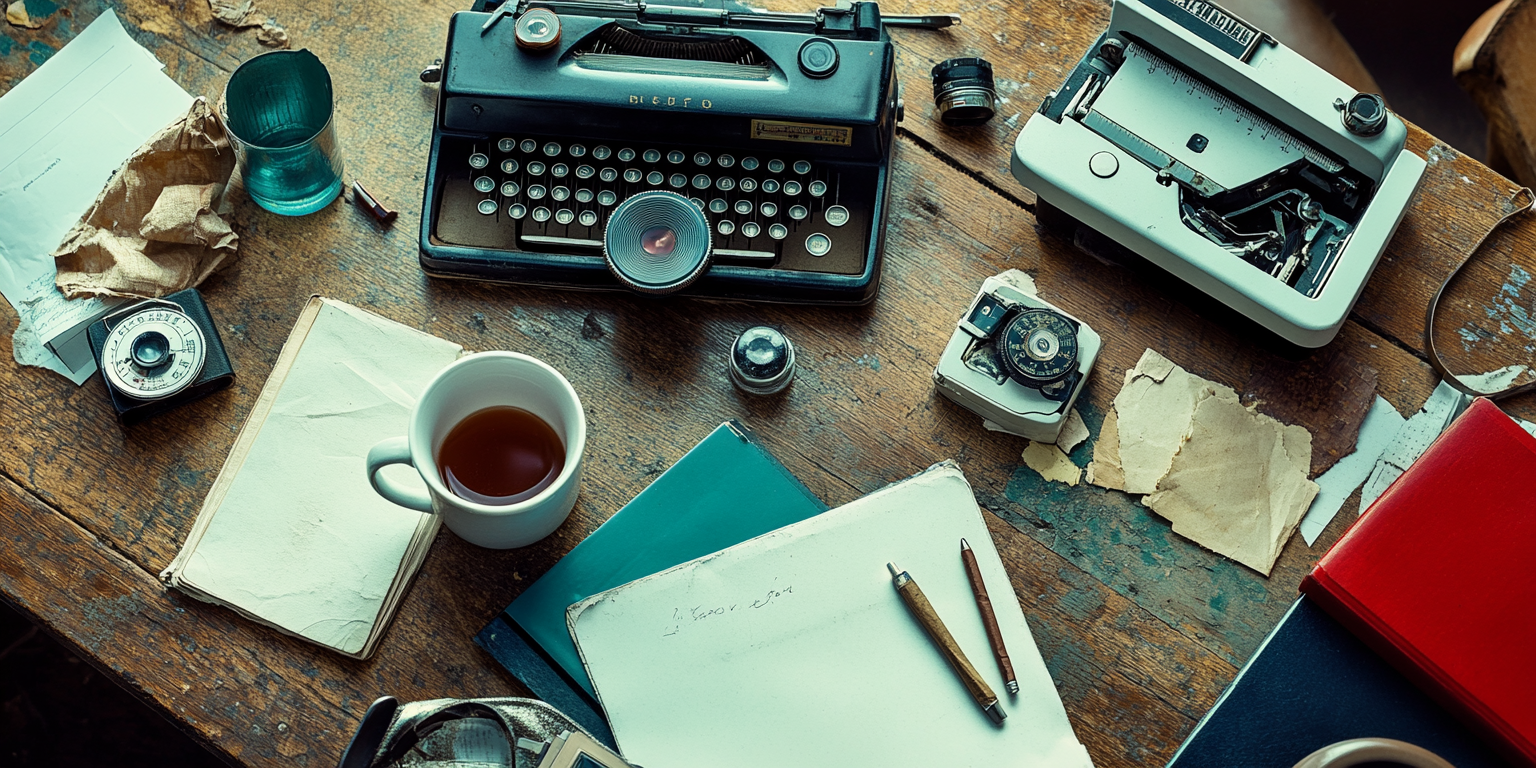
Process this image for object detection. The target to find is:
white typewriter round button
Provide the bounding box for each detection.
[718,220,736,235]
[718,154,736,168]
[569,144,588,157]
[501,181,521,197]
[527,161,547,175]
[469,153,489,169]
[508,203,527,219]
[667,150,686,164]
[552,164,570,178]
[824,205,850,227]
[593,146,612,160]
[740,157,759,171]
[575,188,594,203]
[624,169,642,183]
[498,138,516,153]
[477,199,497,215]
[552,186,571,201]
[716,177,735,191]
[474,176,495,193]
[617,148,636,162]
[556,209,575,224]
[735,200,752,215]
[600,168,618,182]
[739,178,758,192]
[520,139,538,154]
[805,233,831,256]
[767,159,785,173]
[789,205,808,220]
[693,152,712,166]
[528,184,547,200]
[598,190,618,206]
[760,202,778,217]
[762,179,780,194]
[709,198,728,214]
[501,159,520,174]
[576,165,595,179]
[742,222,761,238]
[543,142,562,157]
[783,180,803,196]
[793,160,812,175]
[532,206,551,222]
[646,171,664,185]
[768,223,788,240]
[579,210,598,227]
[643,149,662,163]
[809,180,828,197]
[1089,151,1119,178]
[692,174,711,190]
[669,173,687,188]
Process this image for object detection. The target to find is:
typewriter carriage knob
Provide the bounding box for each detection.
[798,37,840,78]
[514,8,562,52]
[1335,93,1388,137]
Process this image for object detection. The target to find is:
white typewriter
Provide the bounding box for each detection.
[1011,0,1426,348]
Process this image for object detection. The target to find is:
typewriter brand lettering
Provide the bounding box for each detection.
[750,119,853,147]
[626,95,714,110]
[1144,0,1262,59]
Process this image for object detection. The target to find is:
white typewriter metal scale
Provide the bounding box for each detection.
[1012,0,1427,348]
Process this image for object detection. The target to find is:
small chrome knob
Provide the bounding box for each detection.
[1337,93,1388,137]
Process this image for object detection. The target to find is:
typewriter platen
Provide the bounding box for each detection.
[1011,0,1427,348]
[422,0,956,305]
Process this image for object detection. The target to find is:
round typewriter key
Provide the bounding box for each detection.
[768,223,788,240]
[501,159,520,174]
[520,139,538,153]
[768,159,785,173]
[760,202,778,217]
[527,161,546,175]
[469,153,489,169]
[515,8,561,51]
[690,197,705,209]
[739,178,758,193]
[789,204,808,220]
[717,154,735,169]
[693,174,711,190]
[576,165,595,179]
[552,186,570,201]
[555,208,575,224]
[693,152,712,166]
[543,142,561,157]
[624,168,642,183]
[600,167,618,182]
[809,180,827,197]
[735,200,752,215]
[498,138,516,153]
[716,177,735,191]
[579,210,598,227]
[740,157,759,171]
[824,205,850,227]
[477,199,497,215]
[528,184,547,200]
[709,198,728,214]
[593,145,612,160]
[643,149,661,163]
[783,180,802,196]
[718,220,735,235]
[617,148,636,162]
[762,179,780,193]
[603,190,712,294]
[576,188,594,203]
[569,144,587,157]
[667,150,685,164]
[508,203,527,219]
[501,181,521,196]
[474,176,496,193]
[805,232,831,256]
[533,206,551,222]
[669,173,687,188]
[792,160,812,175]
[646,171,664,185]
[598,190,618,205]
[742,222,761,238]
[552,163,570,178]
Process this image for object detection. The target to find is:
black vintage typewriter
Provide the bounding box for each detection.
[420,0,957,304]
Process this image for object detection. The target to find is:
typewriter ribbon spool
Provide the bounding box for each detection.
[602,190,713,294]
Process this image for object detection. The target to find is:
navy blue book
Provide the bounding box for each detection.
[1168,596,1508,767]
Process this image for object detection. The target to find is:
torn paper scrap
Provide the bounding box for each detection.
[1085,407,1124,489]
[209,0,264,27]
[1455,364,1531,394]
[53,98,238,300]
[1056,409,1089,454]
[1092,348,1239,494]
[1022,441,1080,486]
[1298,396,1406,545]
[6,0,43,27]
[1358,381,1469,513]
[257,19,290,47]
[1143,394,1319,576]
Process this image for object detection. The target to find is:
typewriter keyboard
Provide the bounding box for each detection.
[433,135,876,276]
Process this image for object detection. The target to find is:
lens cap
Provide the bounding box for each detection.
[604,191,713,294]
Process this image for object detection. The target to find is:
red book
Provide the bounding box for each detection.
[1301,398,1536,767]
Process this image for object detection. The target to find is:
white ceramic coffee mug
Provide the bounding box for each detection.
[365,352,585,549]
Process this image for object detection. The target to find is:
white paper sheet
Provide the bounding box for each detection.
[1298,396,1405,545]
[170,301,461,655]
[1358,382,1469,513]
[570,463,1094,768]
[0,10,191,382]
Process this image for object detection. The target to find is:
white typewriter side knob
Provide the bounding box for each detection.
[515,8,561,52]
[1335,93,1389,137]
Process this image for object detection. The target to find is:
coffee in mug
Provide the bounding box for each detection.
[438,406,566,505]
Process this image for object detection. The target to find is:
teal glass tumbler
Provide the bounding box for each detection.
[221,49,344,216]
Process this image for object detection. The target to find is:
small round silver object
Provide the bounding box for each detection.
[501,181,520,196]
[552,163,570,178]
[1026,328,1061,361]
[735,200,753,215]
[742,222,761,238]
[716,177,735,191]
[667,150,686,164]
[576,165,595,179]
[102,302,208,401]
[824,205,850,227]
[760,202,778,217]
[669,173,688,188]
[527,161,546,175]
[593,145,612,160]
[501,159,520,174]
[718,154,736,168]
[477,199,497,215]
[805,232,831,256]
[532,206,551,222]
[469,153,489,169]
[768,159,785,173]
[643,149,661,163]
[598,190,618,205]
[527,184,547,200]
[768,223,788,240]
[709,199,728,214]
[792,160,812,175]
[693,174,712,189]
[555,208,575,224]
[789,205,808,220]
[543,142,562,157]
[783,180,802,196]
[646,171,664,185]
[474,176,495,193]
[729,326,796,396]
[763,179,780,194]
[552,186,571,201]
[739,178,758,193]
[718,220,736,235]
[809,180,828,197]
[520,139,538,153]
[569,144,588,157]
[498,138,516,153]
[617,148,636,162]
[624,169,643,183]
[1089,151,1119,178]
[575,188,594,203]
[508,203,527,219]
[600,167,618,182]
[740,157,758,171]
[579,210,598,226]
[694,152,712,166]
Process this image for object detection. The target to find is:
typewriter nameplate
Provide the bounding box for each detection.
[751,120,853,147]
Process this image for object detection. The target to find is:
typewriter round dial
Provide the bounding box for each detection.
[997,309,1078,388]
[102,303,208,401]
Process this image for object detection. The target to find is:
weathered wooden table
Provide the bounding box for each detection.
[3,1,1534,765]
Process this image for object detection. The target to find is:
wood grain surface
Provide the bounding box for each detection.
[1,1,1534,766]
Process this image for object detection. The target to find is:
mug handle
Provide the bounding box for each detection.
[1290,738,1456,768]
[366,436,434,513]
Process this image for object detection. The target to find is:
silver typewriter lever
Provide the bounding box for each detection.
[881,13,961,29]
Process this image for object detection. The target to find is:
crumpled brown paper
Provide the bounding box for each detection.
[52,98,238,300]
[209,0,263,27]
[5,0,44,28]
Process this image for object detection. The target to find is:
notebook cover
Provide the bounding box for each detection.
[1167,597,1506,768]
[1300,398,1536,766]
[476,421,827,742]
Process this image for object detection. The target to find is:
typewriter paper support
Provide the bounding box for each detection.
[1012,0,1426,348]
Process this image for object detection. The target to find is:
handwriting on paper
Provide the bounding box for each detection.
[661,584,794,638]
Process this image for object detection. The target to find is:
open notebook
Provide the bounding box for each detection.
[161,297,463,658]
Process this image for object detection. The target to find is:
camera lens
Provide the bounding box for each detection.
[131,330,171,368]
[931,57,997,127]
[604,190,712,294]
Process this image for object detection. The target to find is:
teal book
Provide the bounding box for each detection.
[475,421,827,745]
